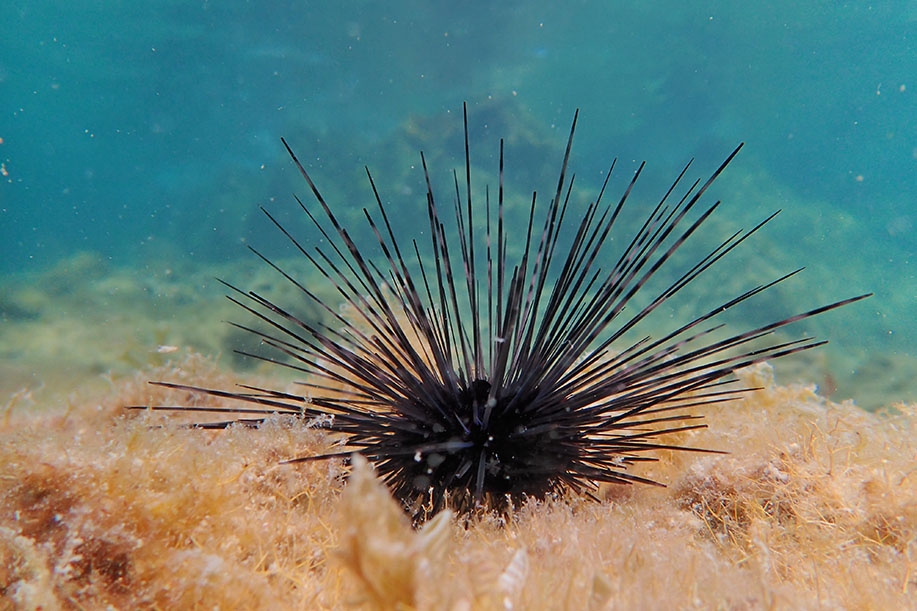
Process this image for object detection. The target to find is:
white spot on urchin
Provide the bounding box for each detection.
[308,413,334,429]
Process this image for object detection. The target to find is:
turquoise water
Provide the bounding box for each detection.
[1,2,914,409]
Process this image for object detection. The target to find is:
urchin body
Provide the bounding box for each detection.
[385,378,567,511]
[141,104,869,522]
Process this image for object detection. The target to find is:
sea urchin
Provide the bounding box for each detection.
[139,104,869,523]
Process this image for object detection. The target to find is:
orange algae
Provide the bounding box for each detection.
[0,357,915,609]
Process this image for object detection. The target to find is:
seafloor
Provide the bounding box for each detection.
[0,250,915,608]
[1,343,915,608]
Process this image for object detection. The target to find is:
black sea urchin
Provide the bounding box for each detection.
[140,104,869,522]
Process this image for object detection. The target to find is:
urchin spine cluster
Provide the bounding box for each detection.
[141,104,869,522]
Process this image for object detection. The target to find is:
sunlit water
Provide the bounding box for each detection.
[2,2,914,411]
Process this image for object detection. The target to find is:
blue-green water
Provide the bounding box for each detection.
[1,2,914,409]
